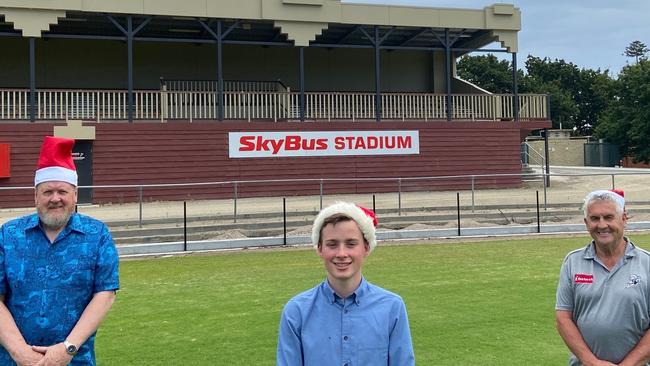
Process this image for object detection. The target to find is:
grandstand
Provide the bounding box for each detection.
[0,0,551,207]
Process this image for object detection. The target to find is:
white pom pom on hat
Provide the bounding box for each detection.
[312,201,378,252]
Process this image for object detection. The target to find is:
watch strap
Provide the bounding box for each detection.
[63,340,78,356]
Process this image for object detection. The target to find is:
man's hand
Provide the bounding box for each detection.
[31,343,73,366]
[582,361,618,366]
[11,344,43,366]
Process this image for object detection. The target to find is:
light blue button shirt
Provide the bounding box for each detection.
[277,277,415,366]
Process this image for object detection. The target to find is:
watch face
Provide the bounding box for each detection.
[66,344,78,355]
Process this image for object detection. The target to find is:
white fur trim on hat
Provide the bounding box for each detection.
[312,201,377,252]
[34,166,78,186]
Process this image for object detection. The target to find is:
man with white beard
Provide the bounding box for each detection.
[0,136,119,365]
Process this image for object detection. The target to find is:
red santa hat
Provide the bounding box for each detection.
[34,136,78,187]
[312,201,378,252]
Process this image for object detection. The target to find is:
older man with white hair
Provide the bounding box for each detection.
[556,189,650,366]
[0,136,119,366]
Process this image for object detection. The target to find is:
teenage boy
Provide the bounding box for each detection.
[277,201,415,366]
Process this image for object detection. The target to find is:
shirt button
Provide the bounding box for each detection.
[343,363,349,366]
[343,336,349,341]
[344,309,349,314]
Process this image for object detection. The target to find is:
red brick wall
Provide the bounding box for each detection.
[0,120,534,208]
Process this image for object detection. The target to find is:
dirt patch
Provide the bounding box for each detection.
[287,225,313,236]
[400,223,438,230]
[208,230,248,240]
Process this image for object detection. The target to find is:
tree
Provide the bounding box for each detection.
[456,54,524,93]
[596,60,650,162]
[521,56,613,134]
[624,40,649,64]
[522,56,580,130]
[457,54,614,134]
[570,68,615,135]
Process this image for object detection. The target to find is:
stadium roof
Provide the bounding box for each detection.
[0,0,520,52]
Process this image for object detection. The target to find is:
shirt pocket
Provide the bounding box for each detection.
[58,256,95,289]
[356,346,389,364]
[4,254,36,293]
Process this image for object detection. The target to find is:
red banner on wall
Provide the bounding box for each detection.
[0,143,9,178]
[228,130,419,158]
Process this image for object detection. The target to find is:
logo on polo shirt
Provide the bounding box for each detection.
[574,274,594,284]
[626,274,641,288]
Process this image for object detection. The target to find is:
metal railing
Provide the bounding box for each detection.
[2,170,648,218]
[2,170,649,252]
[160,79,290,93]
[521,141,547,174]
[0,88,548,122]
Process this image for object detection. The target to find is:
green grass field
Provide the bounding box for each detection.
[95,233,650,365]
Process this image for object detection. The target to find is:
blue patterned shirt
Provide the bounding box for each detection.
[0,213,120,365]
[277,277,415,366]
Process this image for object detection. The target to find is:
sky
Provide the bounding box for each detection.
[345,0,650,75]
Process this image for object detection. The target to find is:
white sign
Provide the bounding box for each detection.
[228,131,420,158]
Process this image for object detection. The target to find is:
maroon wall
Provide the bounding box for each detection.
[0,120,542,208]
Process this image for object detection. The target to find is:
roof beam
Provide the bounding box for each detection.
[335,25,360,44]
[398,27,430,47]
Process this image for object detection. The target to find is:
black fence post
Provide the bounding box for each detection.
[536,190,541,233]
[372,194,376,213]
[283,197,287,246]
[138,186,143,228]
[183,201,187,251]
[457,192,461,236]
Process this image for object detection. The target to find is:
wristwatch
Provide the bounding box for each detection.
[63,340,78,356]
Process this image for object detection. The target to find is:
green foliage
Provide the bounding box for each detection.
[522,56,613,134]
[596,60,650,162]
[457,54,525,93]
[624,40,649,63]
[524,75,578,130]
[576,69,616,135]
[92,235,650,365]
[457,54,614,135]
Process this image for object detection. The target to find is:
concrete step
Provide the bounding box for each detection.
[521,164,543,182]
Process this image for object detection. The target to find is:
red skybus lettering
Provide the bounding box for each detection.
[239,136,256,151]
[285,135,301,151]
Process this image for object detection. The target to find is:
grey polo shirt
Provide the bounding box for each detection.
[556,239,650,365]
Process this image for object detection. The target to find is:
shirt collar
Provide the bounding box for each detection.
[321,277,368,305]
[25,214,41,230]
[66,213,85,234]
[583,237,635,259]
